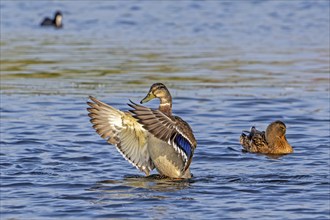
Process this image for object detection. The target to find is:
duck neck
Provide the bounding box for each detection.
[158,96,172,115]
[267,135,293,153]
[277,136,293,153]
[55,16,62,27]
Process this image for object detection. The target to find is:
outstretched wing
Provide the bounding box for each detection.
[87,96,154,175]
[128,101,197,171]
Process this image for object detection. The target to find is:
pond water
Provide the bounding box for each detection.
[1,1,329,219]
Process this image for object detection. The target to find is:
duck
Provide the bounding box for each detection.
[87,83,197,179]
[40,11,63,28]
[240,120,293,154]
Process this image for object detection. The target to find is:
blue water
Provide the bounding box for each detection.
[1,1,329,219]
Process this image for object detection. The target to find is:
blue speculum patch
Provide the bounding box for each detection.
[174,134,191,158]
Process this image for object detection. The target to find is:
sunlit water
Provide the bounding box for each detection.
[1,1,329,219]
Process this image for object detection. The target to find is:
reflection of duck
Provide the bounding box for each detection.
[40,11,63,28]
[94,175,191,192]
[240,120,293,154]
[87,83,197,179]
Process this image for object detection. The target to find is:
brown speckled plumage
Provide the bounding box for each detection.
[87,83,196,179]
[240,121,293,154]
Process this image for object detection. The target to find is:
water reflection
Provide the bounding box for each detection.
[241,150,290,160]
[1,1,329,219]
[92,175,192,194]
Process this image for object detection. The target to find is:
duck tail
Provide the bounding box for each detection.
[240,133,250,151]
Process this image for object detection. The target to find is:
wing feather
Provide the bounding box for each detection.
[129,101,197,171]
[87,96,154,175]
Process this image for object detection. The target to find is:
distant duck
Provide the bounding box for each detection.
[87,83,197,179]
[240,120,293,154]
[40,11,63,28]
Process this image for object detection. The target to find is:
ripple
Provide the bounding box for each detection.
[1,1,329,219]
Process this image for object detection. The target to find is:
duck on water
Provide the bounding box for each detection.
[87,83,197,179]
[240,120,293,155]
[40,11,63,28]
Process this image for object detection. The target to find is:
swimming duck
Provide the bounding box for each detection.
[40,11,63,28]
[87,83,197,178]
[240,120,293,154]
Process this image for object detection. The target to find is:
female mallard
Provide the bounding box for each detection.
[240,120,293,154]
[87,83,197,178]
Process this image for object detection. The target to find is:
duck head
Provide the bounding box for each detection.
[140,83,172,114]
[265,120,291,150]
[140,83,172,104]
[266,120,286,136]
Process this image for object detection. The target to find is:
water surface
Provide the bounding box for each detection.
[1,1,329,219]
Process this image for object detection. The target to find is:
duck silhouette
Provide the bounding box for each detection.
[40,11,63,28]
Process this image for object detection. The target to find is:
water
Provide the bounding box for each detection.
[1,1,329,219]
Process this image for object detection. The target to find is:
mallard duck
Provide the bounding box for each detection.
[40,11,63,28]
[87,83,197,178]
[240,120,293,154]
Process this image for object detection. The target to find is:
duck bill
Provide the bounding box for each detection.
[140,93,155,104]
